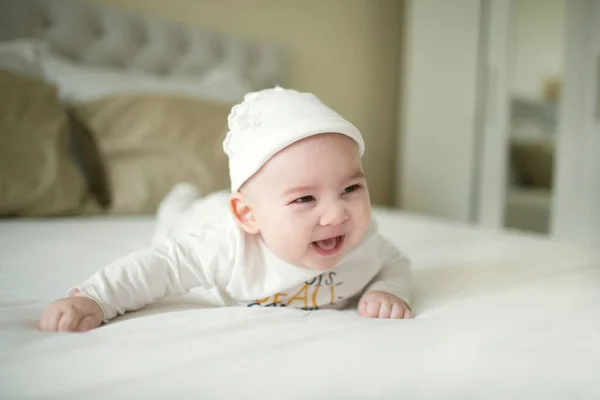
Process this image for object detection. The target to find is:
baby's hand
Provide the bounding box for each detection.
[358,291,413,319]
[39,294,103,332]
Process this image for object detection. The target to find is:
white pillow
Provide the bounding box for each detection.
[0,39,46,79]
[39,48,252,104]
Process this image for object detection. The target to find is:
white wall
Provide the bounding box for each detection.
[511,0,565,100]
[552,0,600,244]
[397,0,482,222]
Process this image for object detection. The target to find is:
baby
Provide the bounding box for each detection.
[39,87,413,332]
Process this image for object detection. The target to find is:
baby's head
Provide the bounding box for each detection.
[223,87,371,271]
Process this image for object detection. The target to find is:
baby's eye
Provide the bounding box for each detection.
[294,195,315,204]
[343,184,361,194]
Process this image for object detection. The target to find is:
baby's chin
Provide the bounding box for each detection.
[301,260,340,271]
[299,252,346,271]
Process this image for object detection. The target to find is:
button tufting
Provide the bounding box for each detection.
[175,34,189,54]
[135,29,148,47]
[3,0,284,101]
[37,11,52,30]
[92,21,104,39]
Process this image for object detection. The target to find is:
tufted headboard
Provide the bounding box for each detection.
[0,0,286,103]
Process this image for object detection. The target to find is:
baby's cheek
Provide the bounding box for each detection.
[349,204,371,235]
[264,222,307,259]
[264,209,317,256]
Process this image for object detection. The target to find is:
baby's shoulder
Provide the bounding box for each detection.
[180,217,242,248]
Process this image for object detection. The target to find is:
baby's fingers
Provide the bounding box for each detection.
[390,303,414,319]
[390,304,405,319]
[378,301,393,318]
[77,315,100,332]
[57,307,81,332]
[364,300,382,318]
[358,298,378,317]
[358,298,367,316]
[39,310,60,331]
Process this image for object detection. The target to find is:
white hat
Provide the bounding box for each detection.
[223,86,365,192]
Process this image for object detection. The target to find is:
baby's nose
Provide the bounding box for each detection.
[319,202,349,226]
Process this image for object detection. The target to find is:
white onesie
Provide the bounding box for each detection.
[72,192,412,320]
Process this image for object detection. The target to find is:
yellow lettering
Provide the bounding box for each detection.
[330,285,335,305]
[285,284,309,308]
[272,292,288,305]
[311,285,321,307]
[255,296,270,305]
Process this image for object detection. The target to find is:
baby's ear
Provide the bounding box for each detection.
[229,191,259,234]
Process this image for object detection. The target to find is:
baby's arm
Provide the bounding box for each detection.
[39,234,216,332]
[359,235,413,319]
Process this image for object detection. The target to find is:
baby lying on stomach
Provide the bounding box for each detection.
[39,87,413,332]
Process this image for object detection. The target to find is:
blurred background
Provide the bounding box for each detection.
[1,0,598,244]
[89,0,405,209]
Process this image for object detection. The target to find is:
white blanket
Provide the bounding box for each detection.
[1,206,599,399]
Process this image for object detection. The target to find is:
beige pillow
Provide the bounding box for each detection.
[71,94,232,214]
[0,69,87,216]
[66,108,112,209]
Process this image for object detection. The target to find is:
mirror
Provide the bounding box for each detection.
[503,0,566,234]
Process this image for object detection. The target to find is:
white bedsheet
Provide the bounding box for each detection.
[1,208,599,399]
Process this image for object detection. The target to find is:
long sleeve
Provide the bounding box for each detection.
[363,235,412,305]
[70,234,220,320]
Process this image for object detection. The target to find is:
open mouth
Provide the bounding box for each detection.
[311,235,345,256]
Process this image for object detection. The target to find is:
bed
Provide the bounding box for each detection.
[1,1,599,399]
[1,208,599,399]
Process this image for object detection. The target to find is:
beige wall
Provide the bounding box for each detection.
[512,0,565,100]
[90,0,404,206]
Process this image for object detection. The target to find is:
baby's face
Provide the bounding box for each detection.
[241,133,371,270]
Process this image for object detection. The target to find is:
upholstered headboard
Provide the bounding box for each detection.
[0,0,289,216]
[0,0,285,103]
